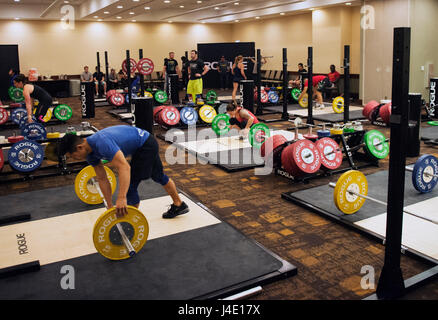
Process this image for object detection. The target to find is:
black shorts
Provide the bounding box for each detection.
[229,118,247,130]
[130,134,166,183]
[34,100,52,121]
[316,77,332,93]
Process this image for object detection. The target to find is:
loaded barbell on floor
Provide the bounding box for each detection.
[210,113,271,148]
[329,167,438,225]
[91,174,149,260]
[261,127,389,175]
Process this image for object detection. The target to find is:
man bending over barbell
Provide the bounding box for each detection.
[58,125,189,219]
[226,101,259,137]
[290,74,333,110]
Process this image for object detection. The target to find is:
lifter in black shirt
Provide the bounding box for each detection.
[187,50,209,103]
[13,74,53,124]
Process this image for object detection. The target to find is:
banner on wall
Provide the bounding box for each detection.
[197,42,255,89]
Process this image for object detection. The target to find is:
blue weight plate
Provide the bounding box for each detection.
[268,92,279,104]
[21,122,47,140]
[8,140,44,173]
[18,115,37,129]
[180,107,198,125]
[11,108,27,124]
[317,130,331,138]
[412,154,438,193]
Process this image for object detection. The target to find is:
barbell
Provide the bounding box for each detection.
[91,175,149,260]
[243,56,274,59]
[329,155,438,222]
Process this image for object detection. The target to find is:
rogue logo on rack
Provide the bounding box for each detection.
[203,61,247,72]
[430,80,436,114]
[80,83,87,117]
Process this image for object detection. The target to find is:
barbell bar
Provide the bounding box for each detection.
[91,177,136,257]
[328,180,438,225]
[329,168,438,225]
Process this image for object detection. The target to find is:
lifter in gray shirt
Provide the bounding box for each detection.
[108,68,118,89]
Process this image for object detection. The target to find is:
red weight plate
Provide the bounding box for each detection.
[153,106,167,124]
[379,103,391,124]
[110,93,125,107]
[261,134,287,158]
[0,107,8,125]
[316,137,343,170]
[0,148,3,172]
[303,134,318,140]
[160,106,180,126]
[8,135,25,143]
[362,100,380,119]
[122,58,137,74]
[281,144,297,175]
[153,105,166,118]
[106,90,117,100]
[289,139,321,175]
[260,90,269,103]
[137,58,155,76]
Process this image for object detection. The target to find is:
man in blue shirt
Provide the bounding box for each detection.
[58,125,189,218]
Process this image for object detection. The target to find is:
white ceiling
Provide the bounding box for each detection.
[0,0,362,22]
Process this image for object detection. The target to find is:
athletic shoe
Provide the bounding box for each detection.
[315,103,325,110]
[162,202,189,219]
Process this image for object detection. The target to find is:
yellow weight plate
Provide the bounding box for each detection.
[47,131,60,139]
[139,91,153,98]
[93,206,149,260]
[199,105,217,123]
[330,128,344,135]
[74,165,117,205]
[332,96,344,114]
[333,170,368,215]
[299,94,308,108]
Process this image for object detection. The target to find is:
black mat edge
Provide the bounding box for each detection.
[281,191,438,266]
[188,198,297,299]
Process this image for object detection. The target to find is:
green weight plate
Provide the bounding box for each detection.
[206,90,217,102]
[291,88,301,101]
[363,130,389,160]
[249,123,271,149]
[211,114,230,136]
[10,87,24,102]
[54,104,73,121]
[154,90,168,103]
[427,121,438,126]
